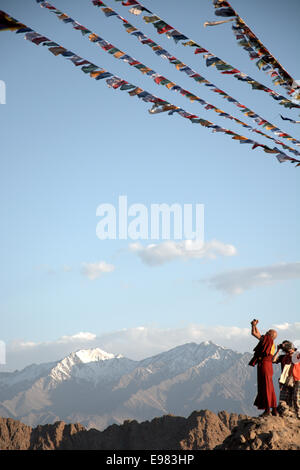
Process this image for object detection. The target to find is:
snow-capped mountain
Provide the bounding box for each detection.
[139,341,237,376]
[0,342,276,430]
[47,348,135,386]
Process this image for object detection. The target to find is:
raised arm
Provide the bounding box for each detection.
[272,345,282,363]
[251,319,261,340]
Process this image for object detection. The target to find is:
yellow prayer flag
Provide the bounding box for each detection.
[232,135,248,141]
[143,16,160,23]
[182,40,197,47]
[90,70,106,78]
[162,104,178,112]
[114,51,125,59]
[89,33,99,42]
[175,63,186,70]
[126,26,138,34]
[237,17,246,26]
[129,87,143,96]
[166,82,176,89]
[101,8,114,15]
[140,67,152,74]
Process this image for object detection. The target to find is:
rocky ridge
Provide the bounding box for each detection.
[0,409,299,450]
[217,414,300,450]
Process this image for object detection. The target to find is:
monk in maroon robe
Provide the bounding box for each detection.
[249,319,278,416]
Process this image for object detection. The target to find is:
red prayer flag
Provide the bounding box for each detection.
[122,0,139,6]
[102,43,115,51]
[73,60,90,66]
[112,80,127,89]
[31,35,49,45]
[154,76,166,84]
[221,68,240,74]
[157,25,173,34]
[194,48,208,55]
[252,143,262,150]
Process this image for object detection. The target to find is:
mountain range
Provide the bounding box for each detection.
[0,341,280,430]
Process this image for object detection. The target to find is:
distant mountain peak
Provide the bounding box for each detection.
[72,348,123,363]
[48,347,124,384]
[57,347,124,368]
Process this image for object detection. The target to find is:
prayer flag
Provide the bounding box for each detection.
[0,11,26,31]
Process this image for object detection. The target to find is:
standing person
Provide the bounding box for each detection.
[273,341,296,408]
[291,351,300,419]
[249,319,278,417]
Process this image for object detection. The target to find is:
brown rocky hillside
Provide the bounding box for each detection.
[0,408,299,450]
[217,414,300,450]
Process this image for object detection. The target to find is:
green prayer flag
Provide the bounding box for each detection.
[81,64,99,73]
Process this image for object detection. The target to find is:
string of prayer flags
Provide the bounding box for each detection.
[34,0,300,157]
[87,0,300,150]
[209,1,300,101]
[0,11,300,166]
[105,0,300,109]
[204,19,235,27]
[280,115,300,124]
[2,10,299,167]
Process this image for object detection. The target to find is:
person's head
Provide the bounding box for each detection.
[282,341,296,355]
[267,329,277,340]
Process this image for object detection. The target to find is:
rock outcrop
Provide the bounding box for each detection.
[216,414,300,450]
[1,409,299,450]
[0,410,244,450]
[0,417,32,450]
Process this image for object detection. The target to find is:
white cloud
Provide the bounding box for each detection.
[273,322,291,330]
[129,239,237,266]
[204,262,300,295]
[58,332,97,343]
[4,323,300,372]
[81,261,115,280]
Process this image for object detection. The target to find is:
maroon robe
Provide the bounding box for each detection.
[253,334,277,410]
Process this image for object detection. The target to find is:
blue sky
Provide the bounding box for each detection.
[0,0,299,367]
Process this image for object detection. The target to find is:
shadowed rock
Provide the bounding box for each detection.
[1,410,299,450]
[0,410,245,450]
